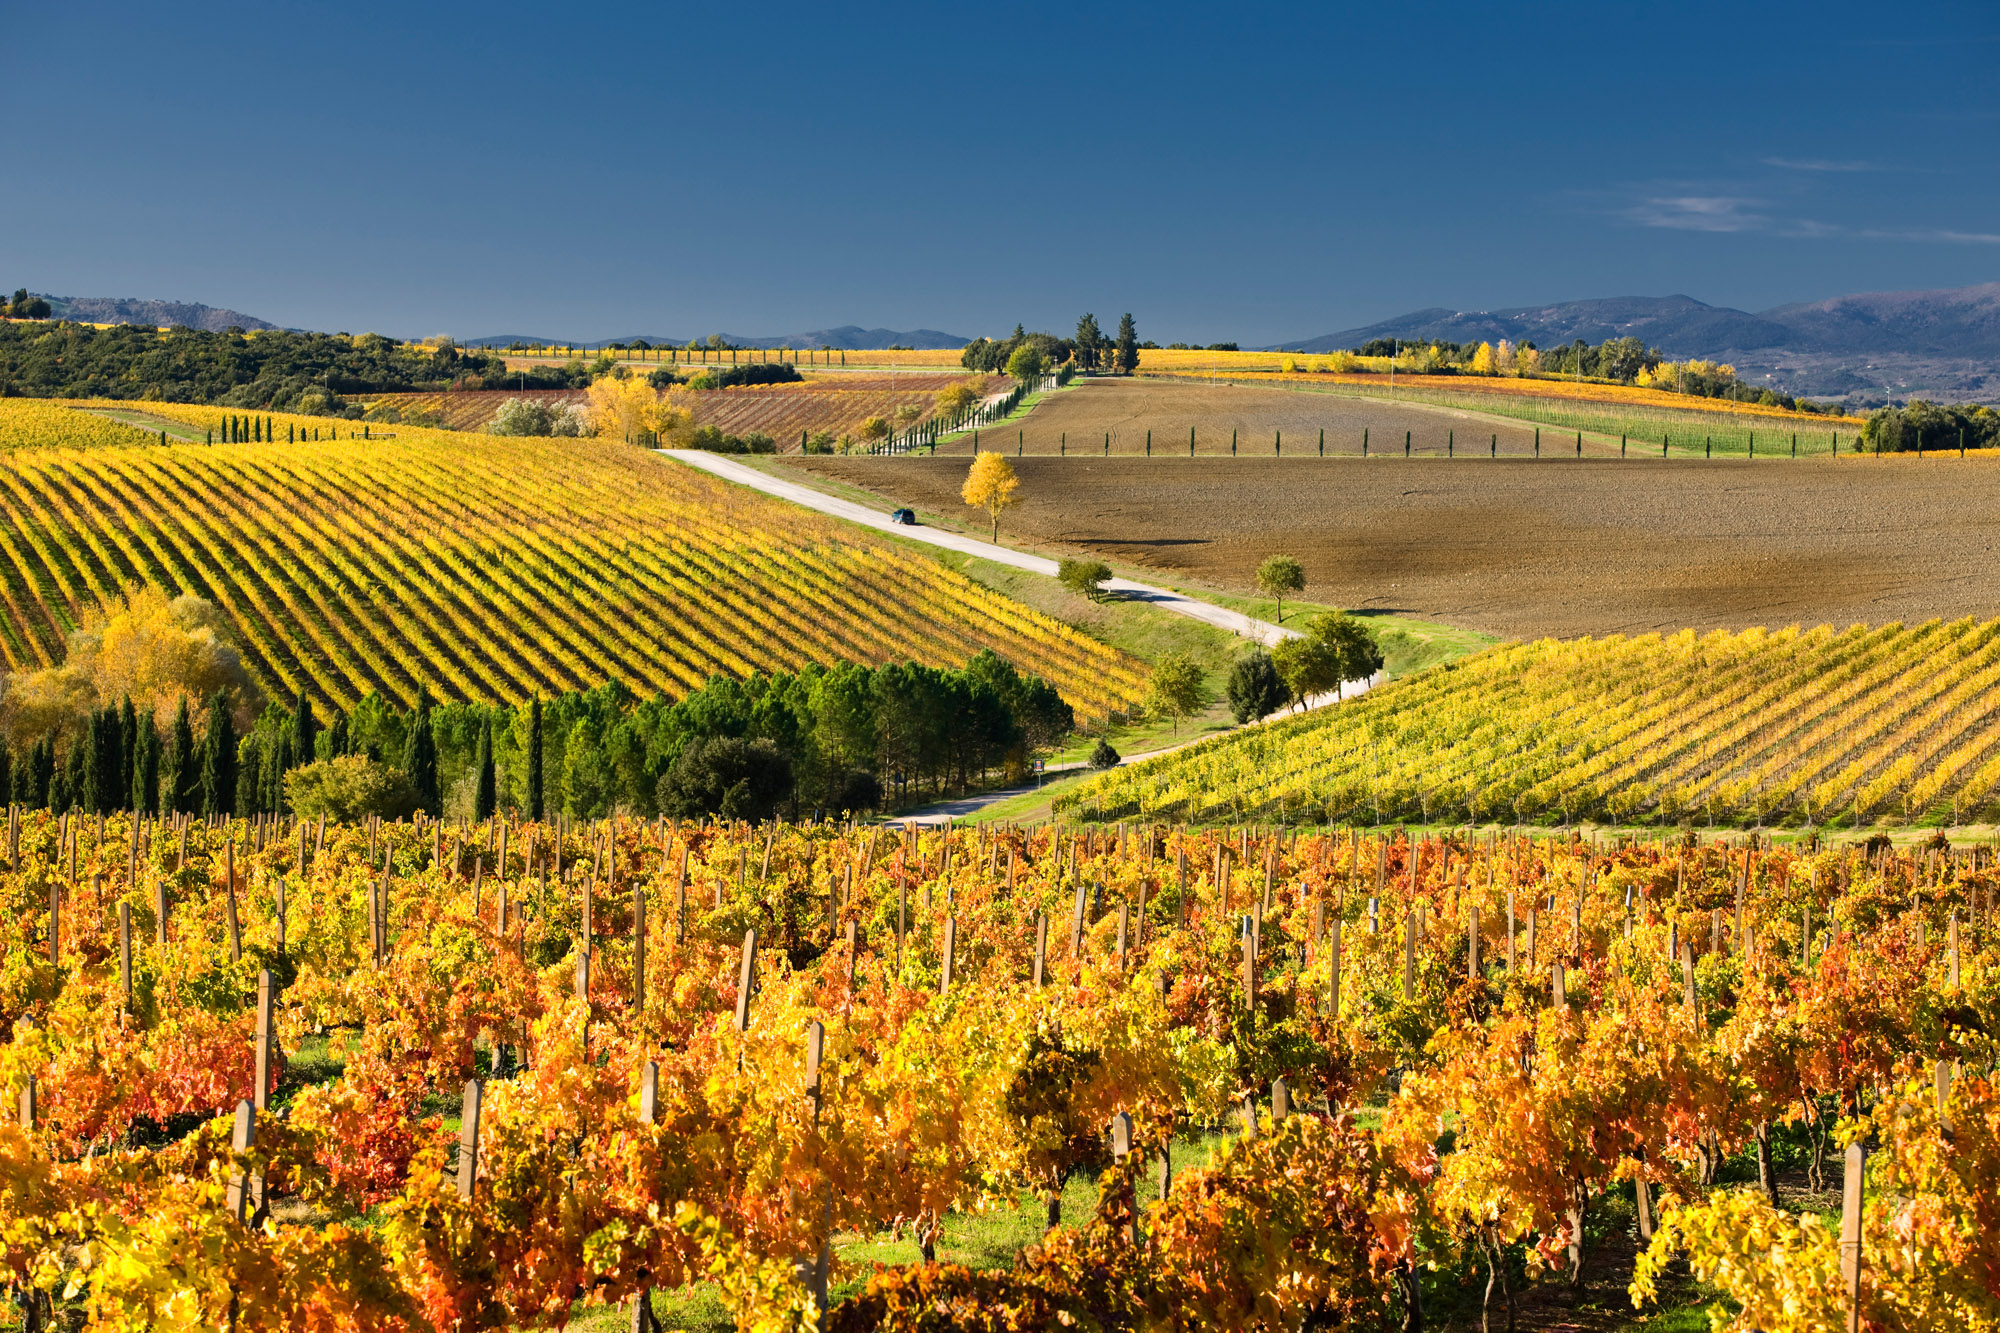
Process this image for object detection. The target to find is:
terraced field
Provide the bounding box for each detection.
[0,400,1147,716]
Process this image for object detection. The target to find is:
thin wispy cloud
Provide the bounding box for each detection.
[1613,182,1998,245]
[1860,226,2000,245]
[1623,195,1771,233]
[1763,156,1878,172]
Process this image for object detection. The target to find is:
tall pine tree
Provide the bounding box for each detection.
[1115,313,1139,375]
[200,691,237,818]
[526,696,544,821]
[403,684,439,815]
[474,718,497,820]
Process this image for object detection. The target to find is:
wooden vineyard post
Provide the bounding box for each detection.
[1507,892,1516,971]
[1116,902,1129,971]
[1841,1142,1864,1333]
[1271,1077,1290,1123]
[275,876,288,953]
[156,872,169,945]
[940,916,956,996]
[1239,917,1259,1028]
[1551,961,1565,1009]
[1403,910,1416,1000]
[226,1099,257,1223]
[735,928,758,1032]
[224,842,243,963]
[1936,1059,1955,1130]
[1110,1110,1139,1245]
[118,903,132,1011]
[1634,1149,1654,1241]
[575,947,590,1002]
[1177,848,1187,929]
[1069,882,1088,961]
[1033,914,1047,988]
[1468,905,1480,979]
[254,969,274,1112]
[457,1080,483,1200]
[632,887,647,1017]
[46,882,58,967]
[1327,916,1341,1021]
[17,1076,32,1130]
[801,1021,830,1309]
[1948,910,1960,989]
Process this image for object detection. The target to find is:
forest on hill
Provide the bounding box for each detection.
[0,322,586,409]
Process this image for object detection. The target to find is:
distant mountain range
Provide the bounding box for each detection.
[1275,283,2000,401]
[36,294,281,333]
[463,325,970,351]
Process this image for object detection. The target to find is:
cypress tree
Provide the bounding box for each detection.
[266,734,292,814]
[291,687,317,766]
[59,736,87,812]
[235,737,263,817]
[200,691,237,818]
[324,711,348,759]
[0,743,10,812]
[79,711,101,814]
[30,736,54,809]
[526,697,544,821]
[84,708,116,814]
[167,696,198,813]
[402,684,439,815]
[474,718,496,820]
[134,724,160,815]
[119,695,138,807]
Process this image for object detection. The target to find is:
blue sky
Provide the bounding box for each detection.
[6,1,1998,344]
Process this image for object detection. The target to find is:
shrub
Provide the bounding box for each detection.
[1088,738,1121,769]
[656,735,793,821]
[284,755,417,822]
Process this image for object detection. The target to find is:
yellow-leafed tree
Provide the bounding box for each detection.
[587,374,694,444]
[962,452,1021,543]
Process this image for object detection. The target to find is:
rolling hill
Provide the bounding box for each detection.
[1280,282,2000,401]
[0,399,1145,719]
[33,294,281,332]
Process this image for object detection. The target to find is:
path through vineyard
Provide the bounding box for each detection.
[666,450,1306,647]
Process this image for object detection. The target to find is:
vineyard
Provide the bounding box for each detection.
[0,402,1146,718]
[0,809,1990,1331]
[0,400,160,451]
[1066,622,2000,828]
[361,375,1000,444]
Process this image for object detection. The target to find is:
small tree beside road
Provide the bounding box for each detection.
[1058,558,1113,602]
[962,453,1021,543]
[1146,651,1207,737]
[1257,555,1306,624]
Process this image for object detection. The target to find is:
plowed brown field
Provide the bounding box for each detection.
[787,453,2000,641]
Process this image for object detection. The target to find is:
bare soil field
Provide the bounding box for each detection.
[787,453,2000,640]
[942,377,1563,456]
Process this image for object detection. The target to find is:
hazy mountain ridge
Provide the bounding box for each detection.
[38,295,281,333]
[1279,283,2000,401]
